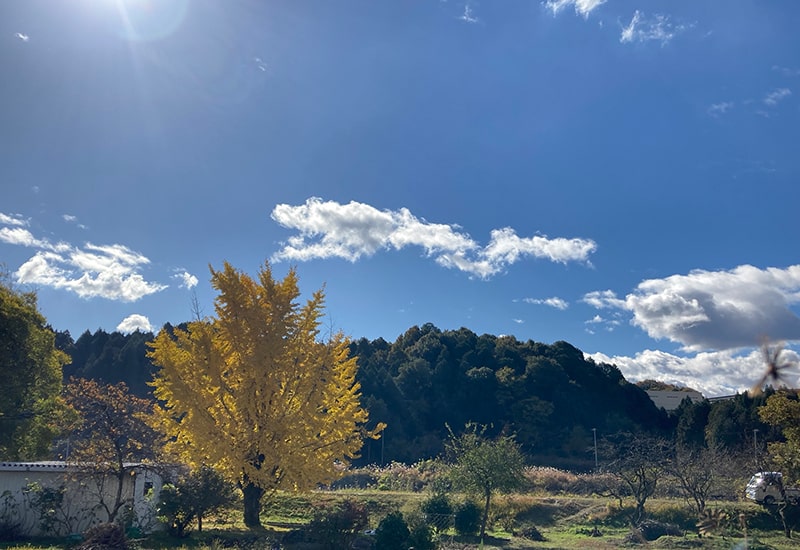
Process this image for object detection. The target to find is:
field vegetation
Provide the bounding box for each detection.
[2,465,799,549]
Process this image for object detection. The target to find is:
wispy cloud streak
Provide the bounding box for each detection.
[544,0,606,18]
[620,11,691,46]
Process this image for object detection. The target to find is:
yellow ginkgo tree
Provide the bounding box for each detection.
[148,261,382,528]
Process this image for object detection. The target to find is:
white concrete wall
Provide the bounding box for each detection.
[0,462,162,537]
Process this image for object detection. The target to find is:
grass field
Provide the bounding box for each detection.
[1,490,797,550]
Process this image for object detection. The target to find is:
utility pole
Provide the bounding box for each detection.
[592,428,598,470]
[753,429,759,471]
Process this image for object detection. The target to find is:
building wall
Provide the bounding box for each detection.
[646,390,704,411]
[0,462,163,537]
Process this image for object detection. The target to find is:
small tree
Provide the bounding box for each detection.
[667,445,731,515]
[602,432,670,526]
[157,465,237,537]
[63,378,160,524]
[445,424,526,539]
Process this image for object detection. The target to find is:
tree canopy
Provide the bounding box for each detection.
[758,390,800,483]
[147,261,381,527]
[0,280,68,459]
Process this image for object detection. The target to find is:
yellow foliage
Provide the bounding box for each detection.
[148,261,383,494]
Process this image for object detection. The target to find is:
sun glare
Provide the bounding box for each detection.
[109,0,189,42]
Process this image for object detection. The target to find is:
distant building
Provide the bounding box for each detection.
[0,461,163,537]
[646,389,704,411]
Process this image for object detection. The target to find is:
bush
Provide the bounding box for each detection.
[0,490,23,541]
[306,499,369,550]
[454,500,481,536]
[375,511,410,550]
[157,465,237,537]
[517,525,546,541]
[421,492,453,533]
[406,511,436,550]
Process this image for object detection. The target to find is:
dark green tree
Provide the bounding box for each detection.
[0,280,68,459]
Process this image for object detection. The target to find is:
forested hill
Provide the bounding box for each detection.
[55,323,671,469]
[59,328,157,398]
[350,324,670,467]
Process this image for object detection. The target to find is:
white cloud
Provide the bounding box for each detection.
[0,213,28,226]
[14,32,29,42]
[61,214,86,228]
[174,270,199,289]
[620,11,690,46]
[764,88,791,106]
[0,227,44,248]
[708,101,734,117]
[271,198,596,279]
[582,289,625,309]
[772,66,800,77]
[585,265,800,352]
[587,347,800,398]
[545,0,606,18]
[1,221,167,301]
[116,314,153,334]
[524,296,569,310]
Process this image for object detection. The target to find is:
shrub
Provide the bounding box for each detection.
[0,490,23,541]
[406,510,436,550]
[421,492,453,533]
[157,465,237,537]
[375,511,410,550]
[517,525,546,541]
[26,482,76,536]
[306,499,369,550]
[454,500,481,536]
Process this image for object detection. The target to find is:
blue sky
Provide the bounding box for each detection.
[2,0,800,397]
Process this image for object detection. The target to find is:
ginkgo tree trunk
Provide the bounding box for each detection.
[148,261,382,528]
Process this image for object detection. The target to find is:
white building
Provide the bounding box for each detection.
[0,461,163,537]
[646,390,705,411]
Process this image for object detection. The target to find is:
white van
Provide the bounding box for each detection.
[745,471,800,505]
